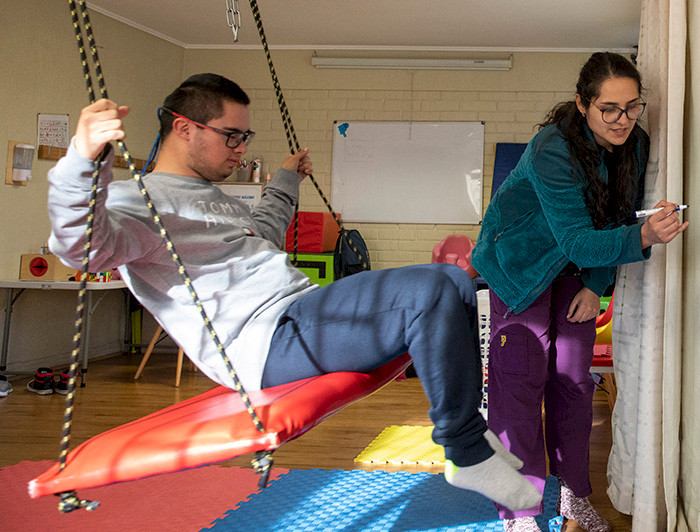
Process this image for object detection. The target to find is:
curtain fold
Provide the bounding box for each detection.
[681,1,700,530]
[607,1,687,530]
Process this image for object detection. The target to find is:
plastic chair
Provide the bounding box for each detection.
[431,235,479,279]
[591,291,615,410]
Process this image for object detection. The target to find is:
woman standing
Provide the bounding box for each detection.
[471,52,688,532]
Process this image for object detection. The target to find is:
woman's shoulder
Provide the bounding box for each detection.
[533,122,566,143]
[529,123,569,158]
[527,124,574,176]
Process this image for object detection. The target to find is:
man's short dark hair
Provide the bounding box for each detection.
[159,73,250,137]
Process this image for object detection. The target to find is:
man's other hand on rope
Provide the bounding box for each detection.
[281,148,313,180]
[75,99,130,161]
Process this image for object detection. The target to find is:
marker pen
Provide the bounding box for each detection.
[635,205,688,219]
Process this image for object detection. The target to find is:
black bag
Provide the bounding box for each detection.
[333,229,371,279]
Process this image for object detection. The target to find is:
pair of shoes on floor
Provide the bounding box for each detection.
[557,478,612,532]
[26,368,71,396]
[0,375,13,397]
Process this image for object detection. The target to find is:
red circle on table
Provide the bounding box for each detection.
[29,257,49,277]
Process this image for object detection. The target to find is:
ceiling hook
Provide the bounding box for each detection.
[225,0,241,42]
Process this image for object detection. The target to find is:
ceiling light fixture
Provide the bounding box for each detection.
[311,55,513,71]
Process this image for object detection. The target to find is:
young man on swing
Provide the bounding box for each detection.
[47,73,540,512]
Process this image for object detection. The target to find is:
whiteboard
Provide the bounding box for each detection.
[331,121,484,224]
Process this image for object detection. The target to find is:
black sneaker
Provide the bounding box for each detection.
[26,368,55,395]
[55,368,71,395]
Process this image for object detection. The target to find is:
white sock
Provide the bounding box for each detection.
[444,455,542,511]
[483,429,524,470]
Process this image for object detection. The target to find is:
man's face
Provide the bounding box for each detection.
[186,100,251,182]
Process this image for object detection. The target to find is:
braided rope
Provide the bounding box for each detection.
[247,0,368,269]
[58,1,105,480]
[57,2,267,506]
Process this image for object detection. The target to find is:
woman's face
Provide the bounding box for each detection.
[576,76,642,151]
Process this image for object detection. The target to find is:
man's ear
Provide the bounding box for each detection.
[170,116,193,141]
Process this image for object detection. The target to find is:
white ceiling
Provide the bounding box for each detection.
[87,0,642,52]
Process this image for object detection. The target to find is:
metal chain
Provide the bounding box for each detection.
[225,0,242,42]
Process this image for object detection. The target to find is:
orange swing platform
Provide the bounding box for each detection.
[29,353,412,499]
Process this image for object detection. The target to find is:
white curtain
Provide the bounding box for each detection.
[681,2,700,530]
[606,1,687,531]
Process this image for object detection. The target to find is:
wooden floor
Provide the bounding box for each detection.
[0,352,632,531]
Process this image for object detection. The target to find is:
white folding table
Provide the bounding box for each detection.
[0,280,128,385]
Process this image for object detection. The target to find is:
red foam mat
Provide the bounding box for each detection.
[3,460,286,531]
[29,354,412,498]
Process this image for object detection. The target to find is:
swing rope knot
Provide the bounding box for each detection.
[251,451,274,489]
[57,491,99,513]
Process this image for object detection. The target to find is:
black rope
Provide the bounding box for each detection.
[247,0,368,270]
[57,0,267,510]
[58,0,106,478]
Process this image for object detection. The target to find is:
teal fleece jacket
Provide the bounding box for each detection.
[472,122,650,315]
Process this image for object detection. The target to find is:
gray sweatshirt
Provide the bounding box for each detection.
[48,142,318,391]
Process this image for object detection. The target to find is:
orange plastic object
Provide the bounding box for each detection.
[595,291,614,344]
[595,291,614,328]
[595,319,612,344]
[29,353,412,498]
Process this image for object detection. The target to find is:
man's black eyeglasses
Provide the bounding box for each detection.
[594,102,646,124]
[160,107,255,149]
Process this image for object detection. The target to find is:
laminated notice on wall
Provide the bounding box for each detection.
[37,114,70,149]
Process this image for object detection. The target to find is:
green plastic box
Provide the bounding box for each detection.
[288,252,335,287]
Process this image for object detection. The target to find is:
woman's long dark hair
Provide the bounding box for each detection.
[539,52,643,229]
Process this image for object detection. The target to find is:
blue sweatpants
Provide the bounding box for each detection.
[262,263,491,467]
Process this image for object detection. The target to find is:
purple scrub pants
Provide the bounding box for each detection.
[488,275,597,519]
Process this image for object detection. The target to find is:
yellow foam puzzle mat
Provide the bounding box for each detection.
[354,425,445,465]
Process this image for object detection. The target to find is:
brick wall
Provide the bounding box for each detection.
[247,87,572,270]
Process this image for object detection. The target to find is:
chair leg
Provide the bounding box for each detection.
[175,348,184,387]
[134,325,163,381]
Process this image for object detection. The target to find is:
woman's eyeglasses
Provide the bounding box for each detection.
[594,102,646,124]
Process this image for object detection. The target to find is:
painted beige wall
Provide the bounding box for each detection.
[0,4,184,371]
[0,2,591,372]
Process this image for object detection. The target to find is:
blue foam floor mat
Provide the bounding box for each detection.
[205,470,562,531]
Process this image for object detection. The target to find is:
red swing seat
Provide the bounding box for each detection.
[29,353,412,499]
